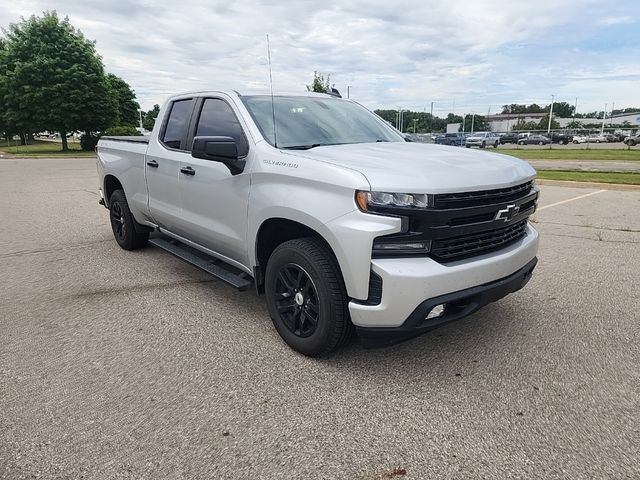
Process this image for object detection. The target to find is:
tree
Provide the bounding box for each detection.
[142,104,160,131]
[0,12,116,150]
[307,71,331,93]
[105,73,139,127]
[537,115,560,130]
[512,120,540,131]
[462,114,489,132]
[550,101,574,117]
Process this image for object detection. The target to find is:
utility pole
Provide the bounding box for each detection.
[471,113,475,133]
[547,94,555,134]
[347,85,352,99]
[413,118,417,134]
[429,101,434,137]
[139,109,143,131]
[600,103,607,134]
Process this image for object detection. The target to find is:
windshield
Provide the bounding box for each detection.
[241,95,404,149]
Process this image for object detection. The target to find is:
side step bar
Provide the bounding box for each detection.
[149,237,252,291]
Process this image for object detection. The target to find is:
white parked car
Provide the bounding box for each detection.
[572,135,588,144]
[465,132,501,148]
[587,134,607,143]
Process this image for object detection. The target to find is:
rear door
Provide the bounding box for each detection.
[145,98,195,231]
[175,96,252,267]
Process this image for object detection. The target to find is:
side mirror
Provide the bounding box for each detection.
[191,136,245,175]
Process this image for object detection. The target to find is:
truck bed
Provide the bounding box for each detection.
[100,136,149,144]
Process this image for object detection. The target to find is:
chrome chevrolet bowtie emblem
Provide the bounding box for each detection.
[495,204,520,222]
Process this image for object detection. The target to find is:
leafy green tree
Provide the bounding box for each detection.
[307,71,331,93]
[537,115,560,130]
[462,114,489,132]
[0,12,116,150]
[512,120,540,131]
[142,104,160,131]
[105,73,139,127]
[549,102,574,117]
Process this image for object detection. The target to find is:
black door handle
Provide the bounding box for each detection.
[146,160,159,168]
[180,166,196,176]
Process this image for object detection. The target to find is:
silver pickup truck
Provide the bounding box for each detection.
[96,90,539,356]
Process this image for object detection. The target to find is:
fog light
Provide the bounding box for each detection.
[426,304,445,319]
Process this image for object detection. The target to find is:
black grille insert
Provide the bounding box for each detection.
[434,181,534,209]
[431,220,528,261]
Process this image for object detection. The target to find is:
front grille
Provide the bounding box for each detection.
[431,220,528,261]
[434,181,534,209]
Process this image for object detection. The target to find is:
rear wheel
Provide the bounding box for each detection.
[265,237,352,357]
[538,141,544,145]
[109,189,149,250]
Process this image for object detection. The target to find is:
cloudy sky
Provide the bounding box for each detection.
[3,0,639,115]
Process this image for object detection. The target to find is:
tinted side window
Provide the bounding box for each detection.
[195,98,249,156]
[162,99,195,149]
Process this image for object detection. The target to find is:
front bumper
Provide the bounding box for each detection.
[356,256,537,348]
[349,224,539,341]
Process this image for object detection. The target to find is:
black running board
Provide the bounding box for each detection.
[149,236,252,291]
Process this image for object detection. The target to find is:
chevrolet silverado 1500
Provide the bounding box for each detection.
[96,90,539,356]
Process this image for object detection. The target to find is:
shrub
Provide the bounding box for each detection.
[104,125,141,136]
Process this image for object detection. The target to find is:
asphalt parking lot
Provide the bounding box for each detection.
[1,157,638,479]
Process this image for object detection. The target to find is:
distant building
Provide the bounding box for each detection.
[487,111,640,132]
[487,113,546,132]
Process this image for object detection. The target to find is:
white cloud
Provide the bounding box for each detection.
[2,0,638,113]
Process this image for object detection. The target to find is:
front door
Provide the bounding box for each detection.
[176,97,251,267]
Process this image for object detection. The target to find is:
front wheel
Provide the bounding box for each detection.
[481,141,486,148]
[265,238,352,356]
[109,189,149,250]
[493,141,499,148]
[539,141,544,145]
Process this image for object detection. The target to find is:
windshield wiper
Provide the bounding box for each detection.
[281,144,323,150]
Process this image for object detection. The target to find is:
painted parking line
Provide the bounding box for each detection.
[538,189,607,211]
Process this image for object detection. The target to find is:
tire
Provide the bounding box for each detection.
[493,141,499,148]
[465,145,470,148]
[109,189,149,250]
[538,141,544,145]
[518,141,525,145]
[481,141,486,148]
[265,237,352,357]
[573,140,578,144]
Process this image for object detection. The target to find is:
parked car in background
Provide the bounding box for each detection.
[500,133,519,145]
[587,134,608,143]
[438,132,467,146]
[572,135,588,144]
[465,132,501,148]
[517,135,551,145]
[624,133,640,146]
[547,132,572,145]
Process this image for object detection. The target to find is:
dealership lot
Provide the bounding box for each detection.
[1,158,638,479]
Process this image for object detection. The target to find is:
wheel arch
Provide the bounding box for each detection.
[103,174,123,207]
[253,217,338,293]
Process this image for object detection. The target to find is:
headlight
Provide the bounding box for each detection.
[355,190,429,211]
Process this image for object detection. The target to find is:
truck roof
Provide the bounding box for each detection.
[167,90,344,100]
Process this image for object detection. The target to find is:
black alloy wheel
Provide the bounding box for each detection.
[272,263,320,338]
[108,189,149,250]
[110,199,126,243]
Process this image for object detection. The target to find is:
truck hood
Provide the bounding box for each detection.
[290,142,535,193]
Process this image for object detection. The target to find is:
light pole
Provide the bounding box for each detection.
[600,103,607,135]
[413,118,417,134]
[429,101,434,137]
[471,113,475,133]
[139,109,144,131]
[547,94,555,134]
[347,85,352,99]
